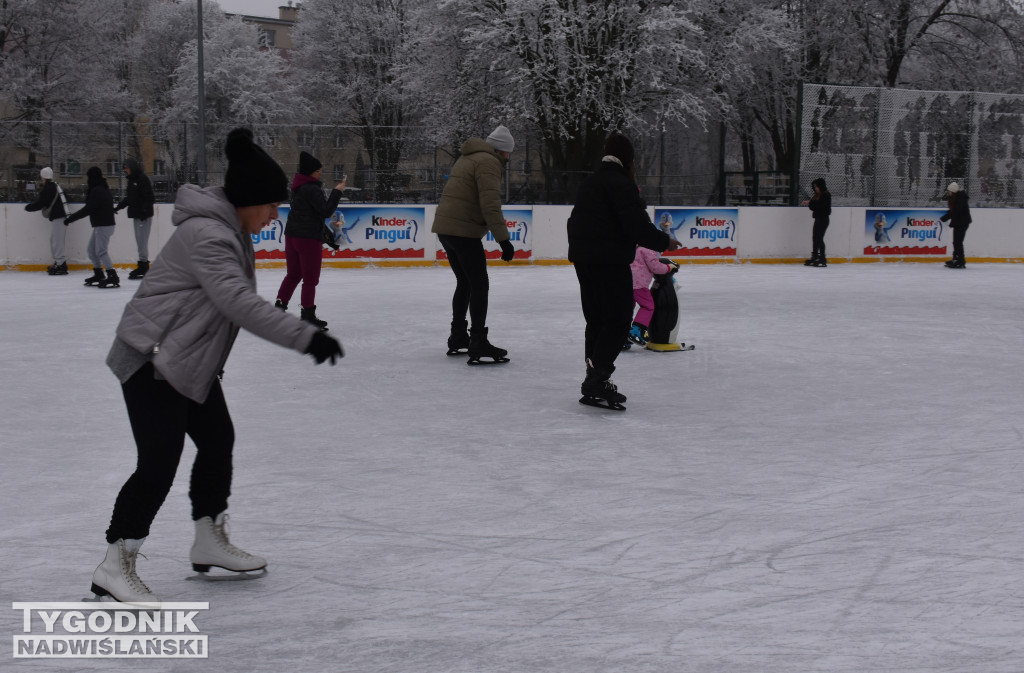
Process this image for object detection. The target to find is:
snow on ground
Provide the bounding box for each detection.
[2,262,1023,672]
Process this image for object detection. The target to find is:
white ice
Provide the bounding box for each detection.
[1,263,1022,672]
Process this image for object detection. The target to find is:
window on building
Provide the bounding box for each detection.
[153,159,166,175]
[106,159,120,177]
[333,164,346,180]
[297,130,315,147]
[60,160,81,176]
[259,29,276,47]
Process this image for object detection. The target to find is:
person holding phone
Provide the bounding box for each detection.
[274,152,346,330]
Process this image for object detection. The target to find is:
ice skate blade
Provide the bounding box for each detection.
[190,565,268,581]
[446,348,468,356]
[467,356,510,365]
[579,396,626,411]
[645,342,695,352]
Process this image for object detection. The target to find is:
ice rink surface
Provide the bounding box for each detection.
[2,262,1022,672]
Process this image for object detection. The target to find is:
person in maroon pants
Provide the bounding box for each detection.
[275,151,346,330]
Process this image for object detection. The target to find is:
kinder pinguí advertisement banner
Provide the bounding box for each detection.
[325,206,425,258]
[435,207,533,260]
[654,207,738,257]
[864,209,947,256]
[253,205,427,260]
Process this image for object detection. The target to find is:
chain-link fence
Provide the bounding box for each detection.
[0,120,729,206]
[799,83,1024,207]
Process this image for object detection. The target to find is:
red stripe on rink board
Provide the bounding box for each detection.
[864,246,946,255]
[665,248,738,257]
[255,249,426,259]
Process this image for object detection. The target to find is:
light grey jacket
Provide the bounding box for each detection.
[107,185,318,403]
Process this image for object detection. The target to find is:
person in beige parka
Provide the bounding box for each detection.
[432,125,516,364]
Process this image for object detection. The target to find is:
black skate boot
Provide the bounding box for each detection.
[811,253,827,267]
[127,260,149,280]
[97,268,120,288]
[275,299,288,311]
[47,262,68,276]
[84,267,105,286]
[467,327,509,365]
[803,255,816,266]
[580,368,627,411]
[446,319,470,356]
[300,305,328,331]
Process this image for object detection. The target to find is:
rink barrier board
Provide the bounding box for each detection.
[8,256,1024,273]
[3,203,1023,268]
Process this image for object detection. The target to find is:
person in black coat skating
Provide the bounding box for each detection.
[940,182,972,269]
[802,177,831,267]
[114,158,156,279]
[567,132,681,407]
[275,152,345,330]
[24,166,69,275]
[65,166,119,288]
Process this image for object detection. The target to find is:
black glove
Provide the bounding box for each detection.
[305,331,344,365]
[499,239,515,262]
[63,217,71,226]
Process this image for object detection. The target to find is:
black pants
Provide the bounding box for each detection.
[574,263,634,379]
[812,219,829,259]
[439,234,489,330]
[952,224,969,260]
[105,363,234,543]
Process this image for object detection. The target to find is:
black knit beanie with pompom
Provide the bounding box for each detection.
[223,128,288,207]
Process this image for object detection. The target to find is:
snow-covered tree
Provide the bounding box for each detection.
[292,0,420,201]
[405,0,729,198]
[0,0,133,161]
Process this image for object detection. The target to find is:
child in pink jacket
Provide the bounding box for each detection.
[629,246,672,345]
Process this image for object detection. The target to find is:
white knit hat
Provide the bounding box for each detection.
[485,125,515,153]
[40,167,53,180]
[947,182,960,193]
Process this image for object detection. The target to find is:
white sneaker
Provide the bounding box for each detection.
[190,513,267,573]
[91,538,161,608]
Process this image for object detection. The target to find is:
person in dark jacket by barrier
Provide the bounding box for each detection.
[801,177,831,267]
[940,182,972,269]
[275,151,345,330]
[114,158,156,280]
[65,166,119,288]
[24,166,70,275]
[567,132,680,409]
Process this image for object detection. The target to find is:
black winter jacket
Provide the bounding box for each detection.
[284,176,343,240]
[940,191,972,228]
[808,192,831,224]
[115,159,155,219]
[24,181,67,221]
[66,179,115,228]
[567,161,670,265]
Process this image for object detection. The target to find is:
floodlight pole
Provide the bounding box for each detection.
[197,0,207,186]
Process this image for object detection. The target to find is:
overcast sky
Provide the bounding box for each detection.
[217,0,287,19]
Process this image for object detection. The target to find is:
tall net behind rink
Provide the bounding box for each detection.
[799,83,1024,207]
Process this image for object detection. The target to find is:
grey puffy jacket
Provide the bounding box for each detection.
[109,185,318,403]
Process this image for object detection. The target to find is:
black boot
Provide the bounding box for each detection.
[97,269,120,288]
[446,319,469,355]
[84,268,105,286]
[47,262,68,276]
[580,366,627,409]
[127,260,149,280]
[275,299,288,311]
[467,327,509,364]
[803,254,816,266]
[300,305,328,331]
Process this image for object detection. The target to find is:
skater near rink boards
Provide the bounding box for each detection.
[91,128,343,608]
[567,131,681,410]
